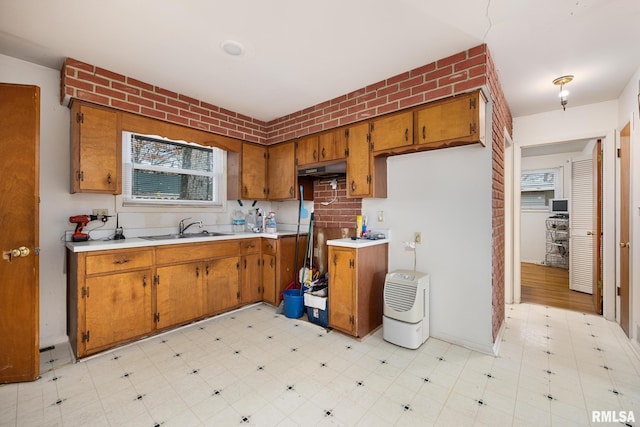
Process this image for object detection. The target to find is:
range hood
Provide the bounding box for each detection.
[297,160,346,177]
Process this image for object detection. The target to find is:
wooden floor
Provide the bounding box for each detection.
[521,262,598,314]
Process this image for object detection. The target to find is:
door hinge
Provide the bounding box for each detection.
[617,148,621,158]
[82,286,90,298]
[470,97,476,109]
[370,142,374,152]
[366,175,371,184]
[470,123,476,135]
[81,331,90,343]
[236,291,240,300]
[154,312,160,323]
[366,133,371,143]
[345,129,349,138]
[598,280,603,289]
[370,122,375,132]
[294,141,298,149]
[349,315,354,325]
[76,112,84,124]
[154,275,160,285]
[345,147,349,157]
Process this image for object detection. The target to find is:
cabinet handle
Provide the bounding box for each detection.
[243,186,248,196]
[206,264,209,275]
[333,254,337,266]
[405,128,409,142]
[351,180,356,192]
[113,259,130,265]
[313,149,317,160]
[289,186,294,197]
[244,258,247,269]
[196,266,200,278]
[107,172,112,185]
[422,125,426,140]
[322,147,326,158]
[143,275,147,287]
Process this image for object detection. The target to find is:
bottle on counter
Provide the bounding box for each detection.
[266,212,277,233]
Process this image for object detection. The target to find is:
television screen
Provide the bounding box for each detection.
[550,199,568,213]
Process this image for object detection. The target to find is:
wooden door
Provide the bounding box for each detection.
[241,143,267,199]
[592,140,603,314]
[205,257,240,314]
[156,262,204,329]
[268,141,296,200]
[569,156,594,294]
[346,122,371,198]
[371,111,413,152]
[296,135,319,166]
[71,102,120,193]
[262,254,277,305]
[328,247,356,334]
[84,270,153,353]
[619,123,630,336]
[318,129,347,161]
[241,254,262,304]
[0,84,40,383]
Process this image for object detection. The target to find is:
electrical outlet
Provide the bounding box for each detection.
[92,209,108,216]
[414,232,422,244]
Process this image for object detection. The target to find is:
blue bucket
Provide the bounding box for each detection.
[283,289,304,319]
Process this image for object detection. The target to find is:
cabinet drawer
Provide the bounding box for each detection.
[262,238,277,255]
[156,241,239,265]
[240,238,260,254]
[85,248,153,275]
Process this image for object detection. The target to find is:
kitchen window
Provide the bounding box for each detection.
[520,168,561,210]
[122,131,225,207]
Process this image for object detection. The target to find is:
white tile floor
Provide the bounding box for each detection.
[1,303,639,426]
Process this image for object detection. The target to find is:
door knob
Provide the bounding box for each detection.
[19,246,30,257]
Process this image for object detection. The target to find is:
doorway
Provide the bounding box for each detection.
[518,139,602,314]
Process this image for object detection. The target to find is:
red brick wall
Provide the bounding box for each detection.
[266,45,488,143]
[60,58,267,143]
[486,49,512,342]
[312,178,362,229]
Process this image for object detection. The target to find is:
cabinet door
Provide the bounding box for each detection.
[415,92,478,148]
[295,135,319,166]
[205,257,240,314]
[241,143,268,200]
[71,102,120,194]
[346,122,372,198]
[328,247,356,335]
[371,111,413,152]
[84,269,153,353]
[268,141,296,200]
[318,129,348,162]
[156,262,204,329]
[241,253,262,304]
[262,254,277,305]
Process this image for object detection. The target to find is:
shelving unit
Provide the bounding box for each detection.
[545,216,569,269]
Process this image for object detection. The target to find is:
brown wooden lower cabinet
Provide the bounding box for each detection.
[67,235,307,358]
[328,243,388,338]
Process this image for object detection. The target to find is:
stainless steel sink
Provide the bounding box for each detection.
[139,231,233,240]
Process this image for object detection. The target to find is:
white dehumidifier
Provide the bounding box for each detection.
[383,269,429,349]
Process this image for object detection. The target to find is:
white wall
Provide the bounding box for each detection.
[520,151,579,263]
[363,143,494,354]
[617,66,640,346]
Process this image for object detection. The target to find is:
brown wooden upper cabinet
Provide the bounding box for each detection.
[71,102,121,194]
[371,111,413,153]
[414,90,485,149]
[318,128,348,162]
[346,122,387,198]
[295,135,319,166]
[241,142,268,200]
[268,141,297,200]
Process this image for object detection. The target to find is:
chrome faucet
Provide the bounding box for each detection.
[179,217,203,235]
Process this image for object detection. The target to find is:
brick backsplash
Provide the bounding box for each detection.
[312,178,362,229]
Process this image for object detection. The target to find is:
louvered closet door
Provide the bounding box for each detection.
[570,156,594,294]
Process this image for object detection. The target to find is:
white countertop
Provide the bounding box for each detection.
[326,237,389,248]
[65,231,305,253]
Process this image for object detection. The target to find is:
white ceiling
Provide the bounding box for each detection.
[1,0,639,122]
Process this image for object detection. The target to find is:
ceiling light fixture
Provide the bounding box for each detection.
[221,40,244,56]
[553,75,573,111]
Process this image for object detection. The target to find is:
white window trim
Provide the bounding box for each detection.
[520,167,562,212]
[118,131,227,213]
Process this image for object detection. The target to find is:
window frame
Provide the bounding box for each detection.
[520,167,562,211]
[121,131,226,209]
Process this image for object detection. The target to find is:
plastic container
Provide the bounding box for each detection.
[306,305,328,327]
[283,289,304,318]
[266,212,277,233]
[232,210,245,232]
